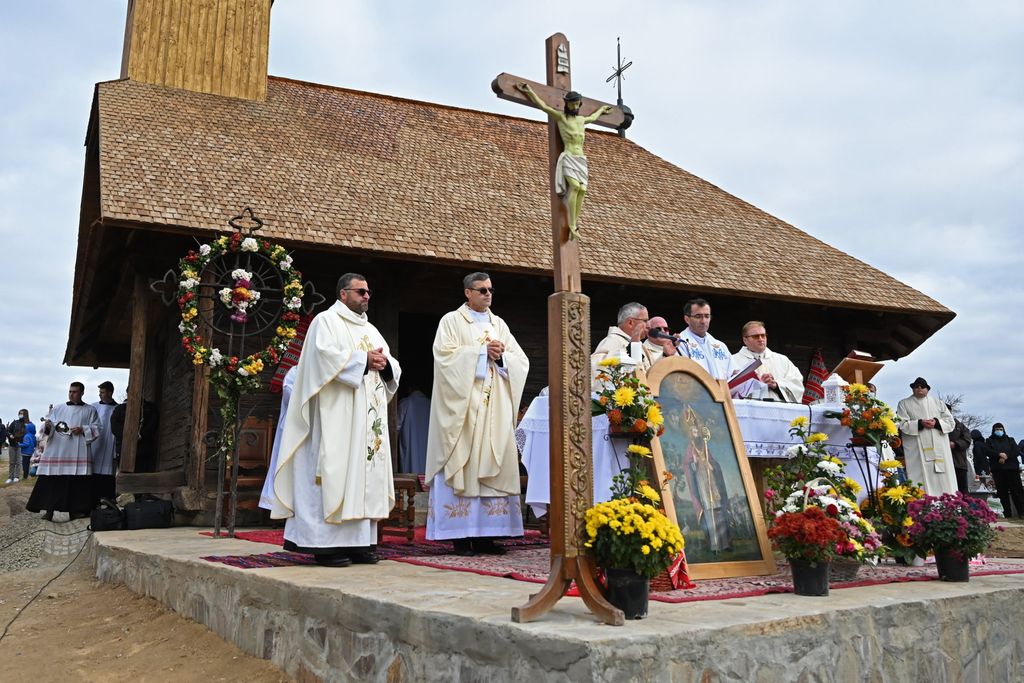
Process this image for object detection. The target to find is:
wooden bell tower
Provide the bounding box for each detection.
[120,0,272,101]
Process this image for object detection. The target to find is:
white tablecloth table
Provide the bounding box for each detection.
[518,396,883,513]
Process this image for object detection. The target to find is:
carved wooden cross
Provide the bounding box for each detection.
[494,34,626,626]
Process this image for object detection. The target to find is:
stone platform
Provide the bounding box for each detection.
[91,529,1024,682]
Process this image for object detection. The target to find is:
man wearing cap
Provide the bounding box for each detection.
[91,381,119,502]
[516,83,613,239]
[896,378,957,495]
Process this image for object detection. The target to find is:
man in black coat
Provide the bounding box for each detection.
[947,407,973,493]
[986,422,1024,518]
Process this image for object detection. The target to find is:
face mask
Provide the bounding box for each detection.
[995,430,1005,437]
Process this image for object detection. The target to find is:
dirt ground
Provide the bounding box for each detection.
[0,481,292,682]
[1,481,1022,683]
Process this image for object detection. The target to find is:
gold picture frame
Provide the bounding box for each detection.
[641,357,776,580]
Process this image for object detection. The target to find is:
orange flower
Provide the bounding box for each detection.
[598,395,609,406]
[632,419,648,433]
[607,409,623,425]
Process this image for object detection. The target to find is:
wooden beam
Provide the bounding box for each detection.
[120,274,149,472]
[185,271,215,501]
[117,469,186,494]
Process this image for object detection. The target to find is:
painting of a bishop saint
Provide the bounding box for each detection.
[683,413,733,554]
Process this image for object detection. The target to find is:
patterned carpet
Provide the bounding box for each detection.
[199,528,1024,603]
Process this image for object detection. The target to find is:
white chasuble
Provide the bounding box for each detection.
[732,347,805,403]
[38,403,100,476]
[897,395,957,496]
[271,301,401,548]
[425,305,528,540]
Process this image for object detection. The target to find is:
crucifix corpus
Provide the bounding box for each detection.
[493,34,629,626]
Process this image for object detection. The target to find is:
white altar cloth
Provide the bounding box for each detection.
[519,396,883,513]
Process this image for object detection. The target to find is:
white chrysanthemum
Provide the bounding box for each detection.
[231,268,253,280]
[784,445,804,458]
[180,278,198,290]
[279,256,293,271]
[250,291,261,301]
[286,296,302,309]
[817,460,842,475]
[240,238,259,252]
[219,288,233,304]
[208,349,223,367]
[199,244,211,256]
[178,322,186,333]
[237,367,250,376]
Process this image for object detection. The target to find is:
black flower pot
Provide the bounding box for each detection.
[789,558,830,596]
[934,549,970,582]
[604,567,650,619]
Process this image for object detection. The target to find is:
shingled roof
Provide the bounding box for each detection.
[89,75,951,313]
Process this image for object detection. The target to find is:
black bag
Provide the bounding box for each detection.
[124,495,174,530]
[90,499,126,531]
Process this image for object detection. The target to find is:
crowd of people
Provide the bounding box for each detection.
[3,380,121,522]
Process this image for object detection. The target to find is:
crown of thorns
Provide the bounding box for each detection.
[563,91,583,104]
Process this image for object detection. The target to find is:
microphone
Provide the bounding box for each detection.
[648,329,679,343]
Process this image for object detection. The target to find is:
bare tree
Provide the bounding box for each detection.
[938,392,992,433]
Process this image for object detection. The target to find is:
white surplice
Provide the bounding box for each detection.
[425,305,527,540]
[732,346,805,403]
[90,401,118,476]
[271,301,401,550]
[897,394,957,495]
[37,403,100,476]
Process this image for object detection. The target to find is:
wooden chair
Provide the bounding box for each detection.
[377,474,419,543]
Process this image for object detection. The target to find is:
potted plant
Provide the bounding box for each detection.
[592,357,664,441]
[907,492,1000,581]
[583,491,685,619]
[765,417,884,581]
[767,486,849,596]
[858,459,926,565]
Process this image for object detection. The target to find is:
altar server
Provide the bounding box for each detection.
[425,272,528,555]
[91,381,119,502]
[271,273,401,567]
[26,382,100,520]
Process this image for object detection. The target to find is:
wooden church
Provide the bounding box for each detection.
[64,0,953,518]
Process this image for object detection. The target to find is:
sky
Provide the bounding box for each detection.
[1,1,1021,434]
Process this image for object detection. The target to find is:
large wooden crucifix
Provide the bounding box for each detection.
[493,34,628,626]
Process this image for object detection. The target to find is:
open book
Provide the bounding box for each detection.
[728,358,762,389]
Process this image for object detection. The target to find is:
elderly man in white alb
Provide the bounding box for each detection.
[731,321,804,402]
[592,302,661,373]
[676,298,757,397]
[425,272,529,556]
[897,377,957,495]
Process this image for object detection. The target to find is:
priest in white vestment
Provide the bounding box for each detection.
[896,377,957,495]
[259,366,296,511]
[91,380,119,502]
[271,274,401,567]
[591,303,660,376]
[26,382,100,520]
[425,273,529,555]
[676,298,757,398]
[731,321,804,402]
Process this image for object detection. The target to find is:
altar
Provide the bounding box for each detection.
[518,395,882,514]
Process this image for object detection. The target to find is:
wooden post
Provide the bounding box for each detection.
[119,274,149,473]
[180,271,215,510]
[499,34,624,626]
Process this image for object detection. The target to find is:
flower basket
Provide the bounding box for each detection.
[592,357,664,441]
[830,555,861,583]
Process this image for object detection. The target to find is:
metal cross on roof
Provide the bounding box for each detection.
[605,37,632,107]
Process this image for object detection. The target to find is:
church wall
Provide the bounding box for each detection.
[155,308,194,472]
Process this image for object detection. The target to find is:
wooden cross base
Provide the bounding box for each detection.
[511,292,624,625]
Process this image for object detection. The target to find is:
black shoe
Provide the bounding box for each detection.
[452,539,476,556]
[349,549,380,564]
[471,538,507,555]
[314,554,352,567]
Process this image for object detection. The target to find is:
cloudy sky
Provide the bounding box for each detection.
[1,1,1021,434]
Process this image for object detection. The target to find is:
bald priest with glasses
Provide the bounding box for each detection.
[731,320,804,402]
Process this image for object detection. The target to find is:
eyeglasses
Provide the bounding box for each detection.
[469,287,494,294]
[743,333,766,339]
[652,326,670,333]
[344,288,372,297]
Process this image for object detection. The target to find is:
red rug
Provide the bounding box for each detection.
[198,528,1024,603]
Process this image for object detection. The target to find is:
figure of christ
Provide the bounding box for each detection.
[516,83,612,240]
[683,422,733,554]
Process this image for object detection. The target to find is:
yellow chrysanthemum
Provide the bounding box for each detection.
[902,516,914,527]
[641,545,650,555]
[789,416,809,428]
[881,417,898,436]
[843,477,862,494]
[806,432,828,444]
[626,444,652,457]
[637,484,661,503]
[883,485,910,502]
[646,404,664,427]
[847,383,869,394]
[597,357,621,367]
[613,386,636,407]
[879,459,902,470]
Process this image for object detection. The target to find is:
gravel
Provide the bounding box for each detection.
[0,509,46,572]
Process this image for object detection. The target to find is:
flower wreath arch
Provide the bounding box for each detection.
[177,230,303,390]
